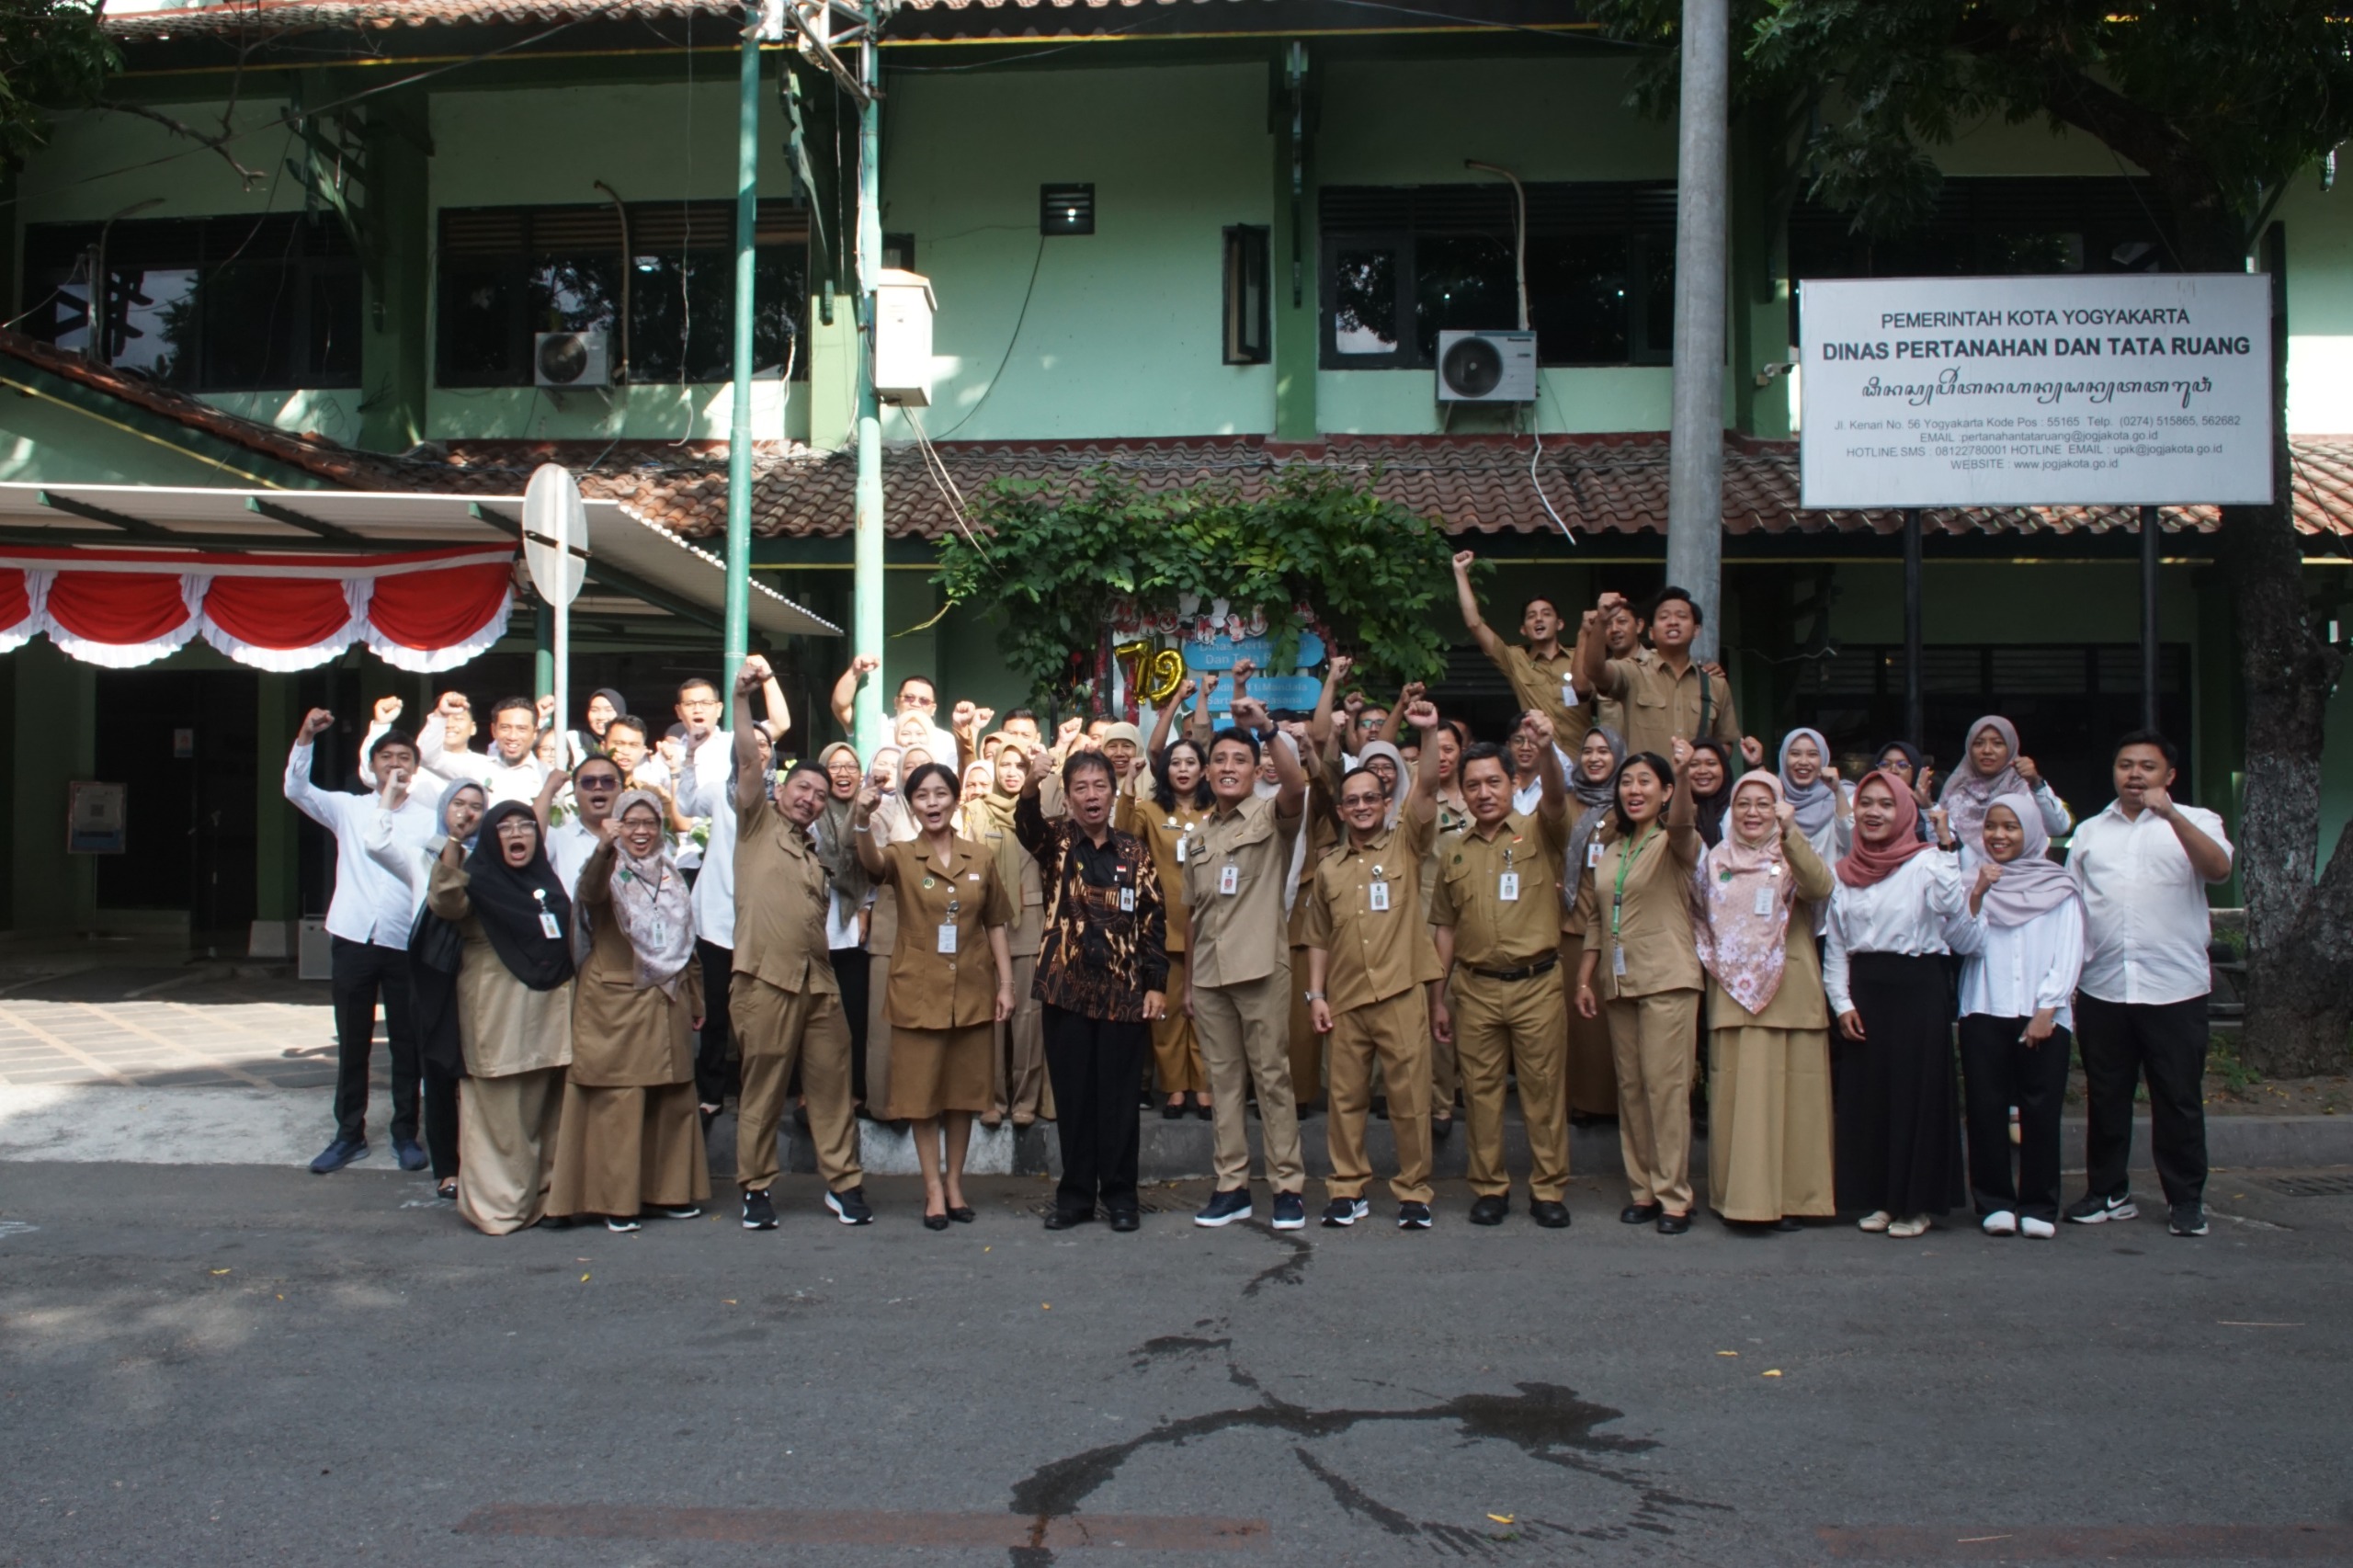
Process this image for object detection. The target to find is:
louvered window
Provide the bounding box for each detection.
[1319,182,1677,370]
[436,200,810,388]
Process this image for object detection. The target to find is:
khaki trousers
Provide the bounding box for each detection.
[1605,987,1701,1213]
[1151,951,1208,1095]
[732,975,862,1194]
[455,1066,564,1236]
[1288,944,1325,1108]
[1193,965,1305,1193]
[1452,968,1570,1202]
[1326,987,1434,1204]
[992,952,1053,1124]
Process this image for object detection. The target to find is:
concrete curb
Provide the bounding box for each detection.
[705,1108,2353,1186]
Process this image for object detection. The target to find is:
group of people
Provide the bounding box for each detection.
[284,558,2231,1242]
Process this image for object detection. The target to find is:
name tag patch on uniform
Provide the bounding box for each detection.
[1370,881,1391,913]
[1219,864,1240,896]
[938,923,959,955]
[1498,872,1520,903]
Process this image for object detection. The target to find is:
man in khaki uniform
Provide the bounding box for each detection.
[1589,597,1651,740]
[1182,696,1311,1230]
[1305,699,1447,1229]
[1450,550,1586,731]
[1431,710,1574,1229]
[1574,586,1744,763]
[729,657,870,1232]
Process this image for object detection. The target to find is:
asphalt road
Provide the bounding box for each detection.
[3,1164,2348,1567]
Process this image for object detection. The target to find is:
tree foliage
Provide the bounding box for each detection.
[932,468,1458,710]
[1586,0,2353,1074]
[0,0,119,174]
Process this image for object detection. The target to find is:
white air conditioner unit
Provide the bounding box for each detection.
[535,330,610,389]
[1436,328,1537,403]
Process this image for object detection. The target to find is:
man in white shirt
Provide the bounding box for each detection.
[600,713,672,793]
[284,709,440,1175]
[2064,730,2234,1238]
[420,694,549,804]
[543,753,624,894]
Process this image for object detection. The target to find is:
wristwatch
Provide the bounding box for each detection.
[1303,990,1325,1002]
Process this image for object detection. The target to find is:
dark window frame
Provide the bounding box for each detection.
[18,213,363,392]
[434,200,811,390]
[1317,181,1678,371]
[1222,223,1271,365]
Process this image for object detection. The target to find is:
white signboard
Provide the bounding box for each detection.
[1799,273,2274,508]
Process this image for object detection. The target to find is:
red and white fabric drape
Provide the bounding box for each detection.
[0,545,517,671]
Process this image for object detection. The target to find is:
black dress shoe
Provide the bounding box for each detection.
[1042,1209,1095,1231]
[1620,1202,1664,1225]
[1430,1114,1453,1141]
[1161,1099,1187,1120]
[1656,1210,1691,1235]
[1108,1210,1141,1233]
[1529,1200,1572,1229]
[947,1206,976,1224]
[1774,1216,1805,1232]
[1468,1195,1509,1226]
[1192,1097,1212,1121]
[923,1212,950,1232]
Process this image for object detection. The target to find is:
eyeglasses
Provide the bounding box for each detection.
[902,693,938,710]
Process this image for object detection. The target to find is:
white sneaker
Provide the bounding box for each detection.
[1857,1210,1892,1233]
[1982,1210,2018,1236]
[1887,1215,1931,1239]
[2019,1216,2056,1239]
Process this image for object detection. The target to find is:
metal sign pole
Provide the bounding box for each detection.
[1904,506,1923,751]
[2141,503,2161,732]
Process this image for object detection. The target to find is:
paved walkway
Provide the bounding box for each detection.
[0,964,343,1090]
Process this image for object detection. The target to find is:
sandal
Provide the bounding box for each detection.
[435,1179,458,1201]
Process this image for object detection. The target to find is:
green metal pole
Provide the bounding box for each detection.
[851,4,885,755]
[722,5,762,698]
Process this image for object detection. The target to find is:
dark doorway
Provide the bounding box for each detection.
[92,669,259,949]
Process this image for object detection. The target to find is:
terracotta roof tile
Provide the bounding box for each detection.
[105,0,738,40]
[7,334,2345,543]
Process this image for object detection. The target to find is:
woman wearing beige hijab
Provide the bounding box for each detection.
[548,789,709,1231]
[1692,772,1836,1229]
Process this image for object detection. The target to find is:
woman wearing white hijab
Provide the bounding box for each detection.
[1939,715,2070,860]
[547,789,709,1231]
[1693,772,1836,1228]
[1948,791,2084,1239]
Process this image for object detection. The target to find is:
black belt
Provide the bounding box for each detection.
[1466,955,1558,983]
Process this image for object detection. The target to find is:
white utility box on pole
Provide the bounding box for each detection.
[522,464,588,756]
[872,268,936,406]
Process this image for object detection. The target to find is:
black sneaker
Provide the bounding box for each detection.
[825,1187,875,1226]
[1529,1199,1571,1230]
[1271,1192,1307,1230]
[2065,1191,2138,1225]
[1321,1197,1369,1228]
[606,1214,642,1233]
[1397,1201,1433,1230]
[1469,1195,1509,1226]
[2168,1202,2208,1237]
[1194,1188,1253,1227]
[308,1136,368,1175]
[741,1188,777,1230]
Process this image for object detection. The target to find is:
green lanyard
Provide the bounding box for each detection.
[1610,825,1657,939]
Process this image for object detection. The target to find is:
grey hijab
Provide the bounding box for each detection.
[1563,726,1626,881]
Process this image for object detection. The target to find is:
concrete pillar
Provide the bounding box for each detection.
[1271,40,1317,443]
[13,642,97,934]
[358,85,432,453]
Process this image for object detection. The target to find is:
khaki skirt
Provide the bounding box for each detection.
[885,1022,995,1120]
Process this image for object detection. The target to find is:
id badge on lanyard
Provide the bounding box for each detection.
[1219,863,1239,896]
[533,889,561,940]
[1369,879,1391,913]
[1120,885,1135,913]
[938,896,961,956]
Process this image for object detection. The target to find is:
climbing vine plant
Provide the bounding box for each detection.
[932,467,1458,710]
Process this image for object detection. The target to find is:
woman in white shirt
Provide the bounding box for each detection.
[1823,771,1966,1238]
[1949,793,2085,1239]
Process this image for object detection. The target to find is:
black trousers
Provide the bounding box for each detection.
[835,946,872,1106]
[422,1063,460,1179]
[1835,952,1966,1218]
[1958,1015,2072,1223]
[330,937,418,1145]
[1042,1005,1148,1219]
[694,939,738,1107]
[2075,993,2209,1206]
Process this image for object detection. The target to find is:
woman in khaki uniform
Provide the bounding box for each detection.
[1574,738,1705,1234]
[861,742,932,1120]
[548,790,710,1232]
[426,801,575,1236]
[1118,734,1213,1119]
[854,761,1017,1228]
[967,747,1051,1127]
[1561,727,1626,1124]
[1691,772,1836,1228]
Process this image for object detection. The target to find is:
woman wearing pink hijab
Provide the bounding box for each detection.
[1693,772,1838,1230]
[1822,770,1967,1239]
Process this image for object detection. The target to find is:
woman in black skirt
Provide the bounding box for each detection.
[1822,770,1966,1238]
